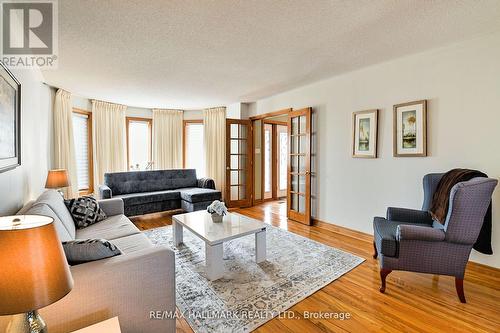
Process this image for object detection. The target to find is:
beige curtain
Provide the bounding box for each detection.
[152,109,183,169]
[53,89,79,198]
[203,107,226,197]
[92,100,127,188]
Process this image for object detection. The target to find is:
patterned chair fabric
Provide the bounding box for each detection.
[373,174,498,303]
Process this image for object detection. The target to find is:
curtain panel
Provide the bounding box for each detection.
[152,109,183,170]
[203,107,226,197]
[53,89,79,198]
[92,100,127,189]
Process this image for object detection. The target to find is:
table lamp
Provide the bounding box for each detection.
[0,215,74,333]
[45,169,70,197]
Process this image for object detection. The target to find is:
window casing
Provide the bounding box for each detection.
[126,117,152,171]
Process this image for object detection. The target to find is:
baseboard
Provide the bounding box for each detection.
[312,218,373,242]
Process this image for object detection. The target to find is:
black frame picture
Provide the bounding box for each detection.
[0,61,21,173]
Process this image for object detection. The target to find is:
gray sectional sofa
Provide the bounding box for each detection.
[99,169,221,216]
[0,190,176,333]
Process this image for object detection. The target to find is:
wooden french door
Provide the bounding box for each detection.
[287,108,312,225]
[226,119,253,208]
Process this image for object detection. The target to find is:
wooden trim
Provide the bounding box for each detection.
[263,119,288,126]
[72,108,94,194]
[183,119,203,168]
[352,109,378,158]
[126,117,152,170]
[393,100,427,157]
[249,108,292,120]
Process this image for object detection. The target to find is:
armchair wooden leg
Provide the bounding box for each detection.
[455,277,466,303]
[379,268,392,293]
[373,241,378,259]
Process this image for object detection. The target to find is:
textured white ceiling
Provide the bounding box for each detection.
[42,0,500,109]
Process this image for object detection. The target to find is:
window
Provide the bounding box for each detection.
[72,109,93,193]
[126,117,152,171]
[183,120,205,177]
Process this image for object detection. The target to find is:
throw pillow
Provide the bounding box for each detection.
[65,196,107,229]
[62,239,121,265]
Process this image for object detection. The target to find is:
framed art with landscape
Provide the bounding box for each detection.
[0,62,21,173]
[393,100,427,157]
[352,109,378,158]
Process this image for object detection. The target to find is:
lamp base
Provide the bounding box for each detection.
[6,311,47,333]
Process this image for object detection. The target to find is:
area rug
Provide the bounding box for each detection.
[144,217,364,333]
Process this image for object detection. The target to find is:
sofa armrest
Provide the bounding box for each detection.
[22,247,176,333]
[387,207,433,224]
[98,198,124,216]
[198,177,216,189]
[396,225,445,242]
[99,184,112,199]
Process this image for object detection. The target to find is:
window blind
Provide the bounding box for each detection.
[72,113,90,190]
[185,123,205,177]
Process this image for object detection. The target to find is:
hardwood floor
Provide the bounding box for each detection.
[131,201,500,333]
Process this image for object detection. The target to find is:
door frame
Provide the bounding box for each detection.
[225,119,253,208]
[261,120,288,201]
[251,108,292,205]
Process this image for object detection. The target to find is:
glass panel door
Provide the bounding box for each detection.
[287,108,312,225]
[277,125,288,198]
[226,119,253,208]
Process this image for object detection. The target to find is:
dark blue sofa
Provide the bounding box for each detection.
[98,169,221,216]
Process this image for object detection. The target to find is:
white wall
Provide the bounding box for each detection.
[0,68,52,215]
[247,32,500,268]
[227,102,251,119]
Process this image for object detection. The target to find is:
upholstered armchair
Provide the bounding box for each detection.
[373,173,497,303]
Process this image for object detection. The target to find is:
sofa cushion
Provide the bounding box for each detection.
[62,239,122,265]
[111,233,153,254]
[115,190,180,206]
[65,196,107,229]
[34,190,76,239]
[76,214,140,240]
[25,203,73,242]
[179,187,221,203]
[104,169,198,195]
[373,217,417,257]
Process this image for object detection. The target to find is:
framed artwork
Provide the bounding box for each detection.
[393,100,427,157]
[352,109,378,158]
[0,62,21,173]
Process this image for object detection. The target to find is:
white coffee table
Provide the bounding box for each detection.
[172,211,267,281]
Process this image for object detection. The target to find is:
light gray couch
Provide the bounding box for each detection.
[0,190,176,333]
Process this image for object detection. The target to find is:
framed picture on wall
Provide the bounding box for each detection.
[0,62,21,173]
[352,109,378,158]
[393,100,427,157]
